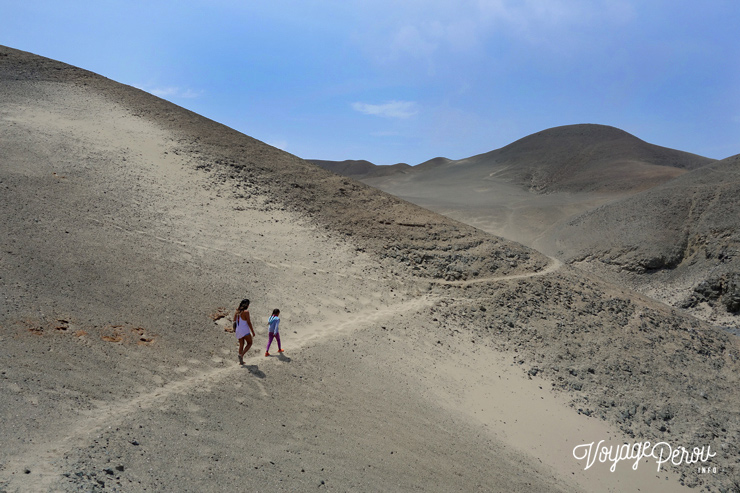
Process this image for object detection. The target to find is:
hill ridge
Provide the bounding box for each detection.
[2,45,738,492]
[311,123,714,194]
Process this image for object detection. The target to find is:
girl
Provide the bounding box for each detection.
[234,298,254,364]
[265,309,284,356]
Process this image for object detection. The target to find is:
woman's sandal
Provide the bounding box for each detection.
[238,354,244,365]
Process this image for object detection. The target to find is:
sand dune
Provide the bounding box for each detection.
[1,46,739,492]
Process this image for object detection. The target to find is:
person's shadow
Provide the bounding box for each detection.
[242,364,266,378]
[277,353,291,363]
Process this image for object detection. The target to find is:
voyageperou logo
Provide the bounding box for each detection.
[572,440,716,473]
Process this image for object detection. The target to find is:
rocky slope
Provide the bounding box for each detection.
[1,45,739,492]
[546,154,740,328]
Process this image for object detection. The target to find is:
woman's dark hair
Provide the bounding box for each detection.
[238,299,250,311]
[272,308,280,316]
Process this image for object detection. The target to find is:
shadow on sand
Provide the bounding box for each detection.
[242,364,266,378]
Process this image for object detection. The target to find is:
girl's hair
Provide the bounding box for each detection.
[272,308,280,316]
[238,299,250,311]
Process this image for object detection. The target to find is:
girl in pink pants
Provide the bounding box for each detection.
[265,309,284,356]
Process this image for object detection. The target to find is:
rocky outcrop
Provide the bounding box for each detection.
[683,273,740,313]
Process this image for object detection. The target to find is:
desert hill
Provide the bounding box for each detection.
[414,156,454,171]
[544,153,740,328]
[319,124,714,194]
[1,45,739,492]
[0,45,557,493]
[453,124,714,194]
[308,159,412,179]
[316,125,738,332]
[309,157,450,180]
[308,158,377,176]
[317,124,714,250]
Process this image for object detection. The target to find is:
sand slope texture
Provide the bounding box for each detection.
[1,46,739,492]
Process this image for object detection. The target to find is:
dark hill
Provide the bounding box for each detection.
[308,159,411,179]
[314,124,714,194]
[419,124,714,194]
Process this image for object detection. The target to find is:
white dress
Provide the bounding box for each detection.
[235,312,251,339]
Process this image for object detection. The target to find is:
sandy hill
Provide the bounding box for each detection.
[1,45,739,492]
[544,154,740,329]
[336,123,737,331]
[308,159,412,179]
[453,124,714,194]
[307,159,377,176]
[324,124,714,251]
[415,156,454,171]
[327,124,714,194]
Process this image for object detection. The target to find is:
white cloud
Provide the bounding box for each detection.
[352,101,419,119]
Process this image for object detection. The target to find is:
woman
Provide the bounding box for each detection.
[234,298,255,364]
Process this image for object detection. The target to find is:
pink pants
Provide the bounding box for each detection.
[266,332,281,352]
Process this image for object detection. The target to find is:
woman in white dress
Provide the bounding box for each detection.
[234,298,255,364]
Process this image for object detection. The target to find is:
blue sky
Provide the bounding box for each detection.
[4,1,739,164]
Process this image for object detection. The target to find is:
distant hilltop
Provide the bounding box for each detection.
[307,159,412,180]
[311,122,740,329]
[310,123,714,194]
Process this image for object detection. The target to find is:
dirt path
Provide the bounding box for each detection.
[1,256,565,492]
[0,296,436,492]
[429,255,562,286]
[1,254,689,493]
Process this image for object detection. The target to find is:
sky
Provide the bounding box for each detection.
[4,1,739,165]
